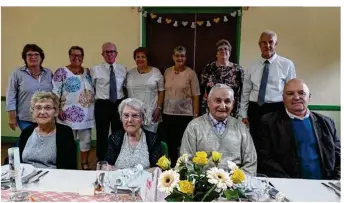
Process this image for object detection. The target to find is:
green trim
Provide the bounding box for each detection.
[142,13,147,47]
[143,7,240,14]
[308,105,340,111]
[1,96,5,101]
[235,8,242,63]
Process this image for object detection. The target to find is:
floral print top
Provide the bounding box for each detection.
[200,61,244,118]
[52,67,95,130]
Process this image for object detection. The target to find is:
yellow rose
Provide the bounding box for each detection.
[211,151,222,163]
[157,155,171,170]
[195,151,208,158]
[178,180,194,194]
[231,169,246,184]
[192,156,208,166]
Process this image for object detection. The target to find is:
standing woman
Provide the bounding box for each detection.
[6,44,53,131]
[200,39,244,118]
[163,46,200,166]
[126,47,165,133]
[52,46,95,170]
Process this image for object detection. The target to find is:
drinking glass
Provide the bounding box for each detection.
[95,161,109,195]
[126,168,142,202]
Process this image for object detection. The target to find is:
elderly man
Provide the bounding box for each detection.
[90,42,127,161]
[257,79,340,179]
[240,30,296,145]
[180,84,257,175]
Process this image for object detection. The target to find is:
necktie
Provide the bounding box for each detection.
[109,65,117,102]
[257,60,270,106]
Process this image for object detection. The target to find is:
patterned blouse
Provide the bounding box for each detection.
[52,67,95,130]
[200,61,244,118]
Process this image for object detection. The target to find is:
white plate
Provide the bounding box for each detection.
[1,164,35,182]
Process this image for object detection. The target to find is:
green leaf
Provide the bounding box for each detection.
[224,189,239,200]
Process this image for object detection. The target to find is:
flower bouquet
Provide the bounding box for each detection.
[156,151,246,202]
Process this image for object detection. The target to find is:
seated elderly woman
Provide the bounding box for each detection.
[18,91,77,169]
[105,98,163,169]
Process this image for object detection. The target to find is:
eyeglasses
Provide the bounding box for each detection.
[70,54,83,58]
[103,50,117,54]
[122,113,141,120]
[217,47,230,52]
[33,105,56,111]
[26,53,40,57]
[174,54,186,58]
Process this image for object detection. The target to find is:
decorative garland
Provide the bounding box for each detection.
[139,8,242,28]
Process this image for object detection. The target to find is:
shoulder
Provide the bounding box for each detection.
[116,63,127,71]
[152,67,162,74]
[276,55,294,65]
[261,110,283,125]
[128,68,137,74]
[143,129,158,140]
[91,63,103,70]
[310,111,335,124]
[109,129,125,139]
[42,67,53,73]
[187,115,207,129]
[164,66,173,74]
[10,66,25,76]
[21,124,36,137]
[56,123,73,134]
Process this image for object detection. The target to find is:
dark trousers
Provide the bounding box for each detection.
[94,99,123,161]
[248,101,284,145]
[163,114,193,167]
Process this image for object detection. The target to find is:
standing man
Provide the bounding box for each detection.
[90,42,127,161]
[240,30,296,145]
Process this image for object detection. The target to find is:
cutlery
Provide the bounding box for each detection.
[21,168,25,177]
[321,182,341,197]
[23,170,43,184]
[329,182,341,191]
[1,171,8,177]
[32,171,49,183]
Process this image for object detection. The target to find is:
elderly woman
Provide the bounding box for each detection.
[52,46,94,170]
[18,91,77,169]
[125,47,165,133]
[200,39,244,118]
[163,46,200,166]
[6,44,53,131]
[105,98,163,169]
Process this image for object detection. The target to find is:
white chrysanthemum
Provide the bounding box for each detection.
[175,153,189,169]
[207,167,233,191]
[227,160,239,171]
[157,169,180,195]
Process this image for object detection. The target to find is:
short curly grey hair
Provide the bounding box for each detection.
[30,91,60,113]
[207,83,234,101]
[118,98,146,121]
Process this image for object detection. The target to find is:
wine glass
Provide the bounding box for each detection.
[251,173,268,201]
[106,171,123,201]
[95,161,109,195]
[126,168,142,202]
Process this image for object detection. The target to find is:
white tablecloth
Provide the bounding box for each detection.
[12,169,341,202]
[269,178,340,202]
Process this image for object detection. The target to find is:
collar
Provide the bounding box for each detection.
[260,53,278,64]
[208,113,228,126]
[105,62,116,69]
[20,65,46,72]
[285,108,310,120]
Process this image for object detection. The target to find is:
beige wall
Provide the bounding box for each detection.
[1,7,340,138]
[1,7,140,95]
[240,7,341,105]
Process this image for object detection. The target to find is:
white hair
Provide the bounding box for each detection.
[259,30,278,42]
[118,98,146,120]
[207,84,234,101]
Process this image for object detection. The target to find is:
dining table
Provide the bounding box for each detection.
[0,168,341,202]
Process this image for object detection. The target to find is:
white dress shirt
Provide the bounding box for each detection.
[90,62,127,100]
[240,54,296,118]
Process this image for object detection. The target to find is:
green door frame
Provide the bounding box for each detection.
[141,7,243,63]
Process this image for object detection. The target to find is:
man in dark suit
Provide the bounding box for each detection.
[257,79,340,179]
